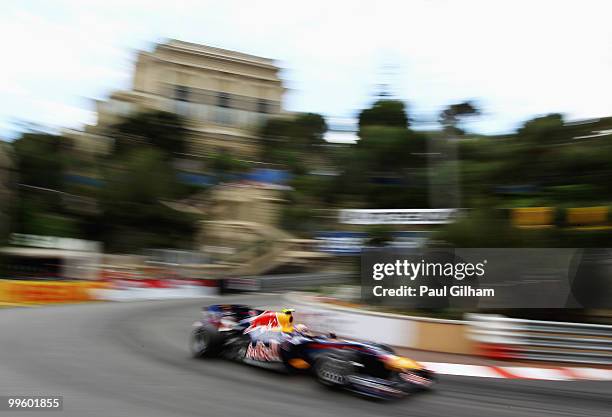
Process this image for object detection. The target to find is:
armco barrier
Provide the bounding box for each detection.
[467,314,612,365]
[0,280,108,305]
[285,292,473,354]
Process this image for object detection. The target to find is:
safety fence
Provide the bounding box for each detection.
[467,313,612,365]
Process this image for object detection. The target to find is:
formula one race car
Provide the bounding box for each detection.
[190,304,436,399]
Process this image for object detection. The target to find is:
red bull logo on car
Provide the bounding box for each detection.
[244,310,294,333]
[244,311,280,333]
[246,340,281,362]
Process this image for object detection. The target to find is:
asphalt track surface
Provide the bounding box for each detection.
[0,294,610,417]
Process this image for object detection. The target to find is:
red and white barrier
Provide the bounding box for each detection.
[93,278,219,301]
[421,362,612,381]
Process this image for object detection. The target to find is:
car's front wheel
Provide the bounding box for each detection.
[314,352,354,388]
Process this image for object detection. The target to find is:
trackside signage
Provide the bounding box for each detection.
[339,209,458,225]
[9,233,101,252]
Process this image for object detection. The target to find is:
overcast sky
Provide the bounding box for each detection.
[1,0,611,139]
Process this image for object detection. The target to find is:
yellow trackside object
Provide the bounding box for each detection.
[0,280,108,305]
[567,206,608,226]
[511,207,554,228]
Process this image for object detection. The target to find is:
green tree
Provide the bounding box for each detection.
[358,100,409,133]
[10,133,79,236]
[109,110,188,158]
[356,126,426,173]
[320,124,430,209]
[439,101,480,136]
[294,112,327,145]
[258,113,328,174]
[518,113,564,142]
[12,133,66,190]
[98,148,197,252]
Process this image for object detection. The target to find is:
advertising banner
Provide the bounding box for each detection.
[339,209,458,225]
[0,280,108,305]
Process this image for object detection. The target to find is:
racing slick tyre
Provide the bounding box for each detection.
[313,351,356,388]
[190,326,222,358]
[224,333,251,362]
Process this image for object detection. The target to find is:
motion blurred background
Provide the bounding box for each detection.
[1,1,612,367]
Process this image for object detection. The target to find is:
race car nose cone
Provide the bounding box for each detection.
[383,355,421,371]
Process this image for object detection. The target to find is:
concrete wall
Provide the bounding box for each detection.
[287,293,474,355]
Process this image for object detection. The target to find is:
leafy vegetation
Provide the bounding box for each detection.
[8,100,612,250]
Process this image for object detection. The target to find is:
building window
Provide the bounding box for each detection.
[217,92,231,108]
[215,108,233,125]
[175,101,190,117]
[175,85,190,102]
[257,99,269,114]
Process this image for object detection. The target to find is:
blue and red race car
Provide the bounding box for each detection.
[190,304,436,399]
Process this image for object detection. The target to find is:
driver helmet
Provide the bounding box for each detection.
[278,308,295,333]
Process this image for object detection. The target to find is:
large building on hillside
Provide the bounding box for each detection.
[83,39,286,157]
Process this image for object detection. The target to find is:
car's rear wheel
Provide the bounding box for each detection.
[190,327,219,358]
[225,333,250,362]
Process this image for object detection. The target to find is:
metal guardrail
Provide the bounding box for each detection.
[223,273,355,292]
[467,313,612,365]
